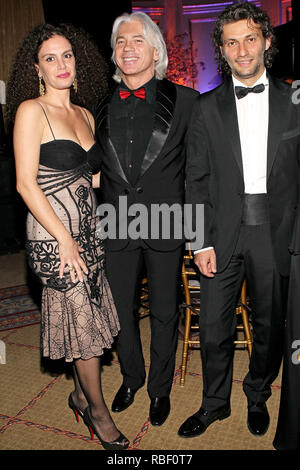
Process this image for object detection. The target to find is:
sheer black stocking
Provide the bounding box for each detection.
[72,357,122,443]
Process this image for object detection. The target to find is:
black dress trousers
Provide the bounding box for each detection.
[199,223,287,411]
[105,243,183,398]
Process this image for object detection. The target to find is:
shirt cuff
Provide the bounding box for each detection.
[194,246,214,254]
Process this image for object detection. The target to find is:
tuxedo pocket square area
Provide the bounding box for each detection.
[281,127,300,140]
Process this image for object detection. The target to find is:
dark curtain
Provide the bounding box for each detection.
[0,105,25,254]
[271,0,300,80]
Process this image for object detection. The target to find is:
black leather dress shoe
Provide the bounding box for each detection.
[111,385,137,413]
[247,402,270,436]
[178,405,231,438]
[149,397,170,426]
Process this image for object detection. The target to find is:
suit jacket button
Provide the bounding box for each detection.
[136,187,143,194]
[124,188,129,195]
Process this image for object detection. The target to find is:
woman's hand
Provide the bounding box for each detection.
[58,236,88,283]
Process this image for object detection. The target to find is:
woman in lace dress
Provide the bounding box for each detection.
[6,23,129,450]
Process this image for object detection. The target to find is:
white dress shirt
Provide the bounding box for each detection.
[194,70,269,254]
[233,70,269,194]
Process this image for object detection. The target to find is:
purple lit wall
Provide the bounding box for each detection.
[133,1,290,93]
[189,17,221,92]
[185,2,262,92]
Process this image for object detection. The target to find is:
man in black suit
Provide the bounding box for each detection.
[179,2,300,438]
[95,11,199,426]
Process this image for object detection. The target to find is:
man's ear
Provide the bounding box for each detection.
[265,36,271,52]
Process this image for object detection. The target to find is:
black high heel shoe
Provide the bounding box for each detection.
[83,406,129,450]
[68,393,85,423]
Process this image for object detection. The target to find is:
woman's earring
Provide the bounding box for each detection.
[39,76,45,96]
[73,77,78,93]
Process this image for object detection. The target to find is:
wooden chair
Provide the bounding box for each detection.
[180,250,253,386]
[139,277,150,318]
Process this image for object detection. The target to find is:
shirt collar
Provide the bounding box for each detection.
[232,69,269,89]
[119,76,157,104]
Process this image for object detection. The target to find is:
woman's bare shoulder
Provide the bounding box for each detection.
[16,98,44,118]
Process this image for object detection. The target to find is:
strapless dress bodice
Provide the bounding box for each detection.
[39,139,101,173]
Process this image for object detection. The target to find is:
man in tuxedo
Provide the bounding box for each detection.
[95,11,199,426]
[179,2,300,438]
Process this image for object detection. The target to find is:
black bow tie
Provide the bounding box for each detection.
[235,83,265,99]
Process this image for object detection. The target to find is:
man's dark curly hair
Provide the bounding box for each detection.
[213,2,278,75]
[6,23,109,122]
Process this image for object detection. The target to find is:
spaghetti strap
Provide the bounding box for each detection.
[37,102,56,140]
[81,108,94,137]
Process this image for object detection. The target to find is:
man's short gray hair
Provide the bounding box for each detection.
[111,11,168,82]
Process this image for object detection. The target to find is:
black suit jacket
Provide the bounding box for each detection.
[95,78,199,251]
[186,75,300,275]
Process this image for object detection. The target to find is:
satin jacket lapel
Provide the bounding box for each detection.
[139,79,176,178]
[267,75,289,180]
[217,79,243,179]
[96,93,129,184]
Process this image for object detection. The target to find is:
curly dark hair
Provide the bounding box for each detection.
[213,2,278,75]
[6,23,109,122]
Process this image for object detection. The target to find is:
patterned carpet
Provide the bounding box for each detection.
[0,285,41,331]
[0,294,282,454]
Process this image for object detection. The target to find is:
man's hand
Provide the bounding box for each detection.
[194,249,217,277]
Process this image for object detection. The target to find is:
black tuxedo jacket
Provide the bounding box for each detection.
[95,78,199,251]
[186,75,300,275]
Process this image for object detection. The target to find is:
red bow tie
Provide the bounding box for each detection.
[119,87,146,100]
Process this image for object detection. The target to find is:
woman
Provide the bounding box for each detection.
[6,23,129,450]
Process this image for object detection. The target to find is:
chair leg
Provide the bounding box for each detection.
[240,308,252,356]
[180,306,192,387]
[239,281,252,357]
